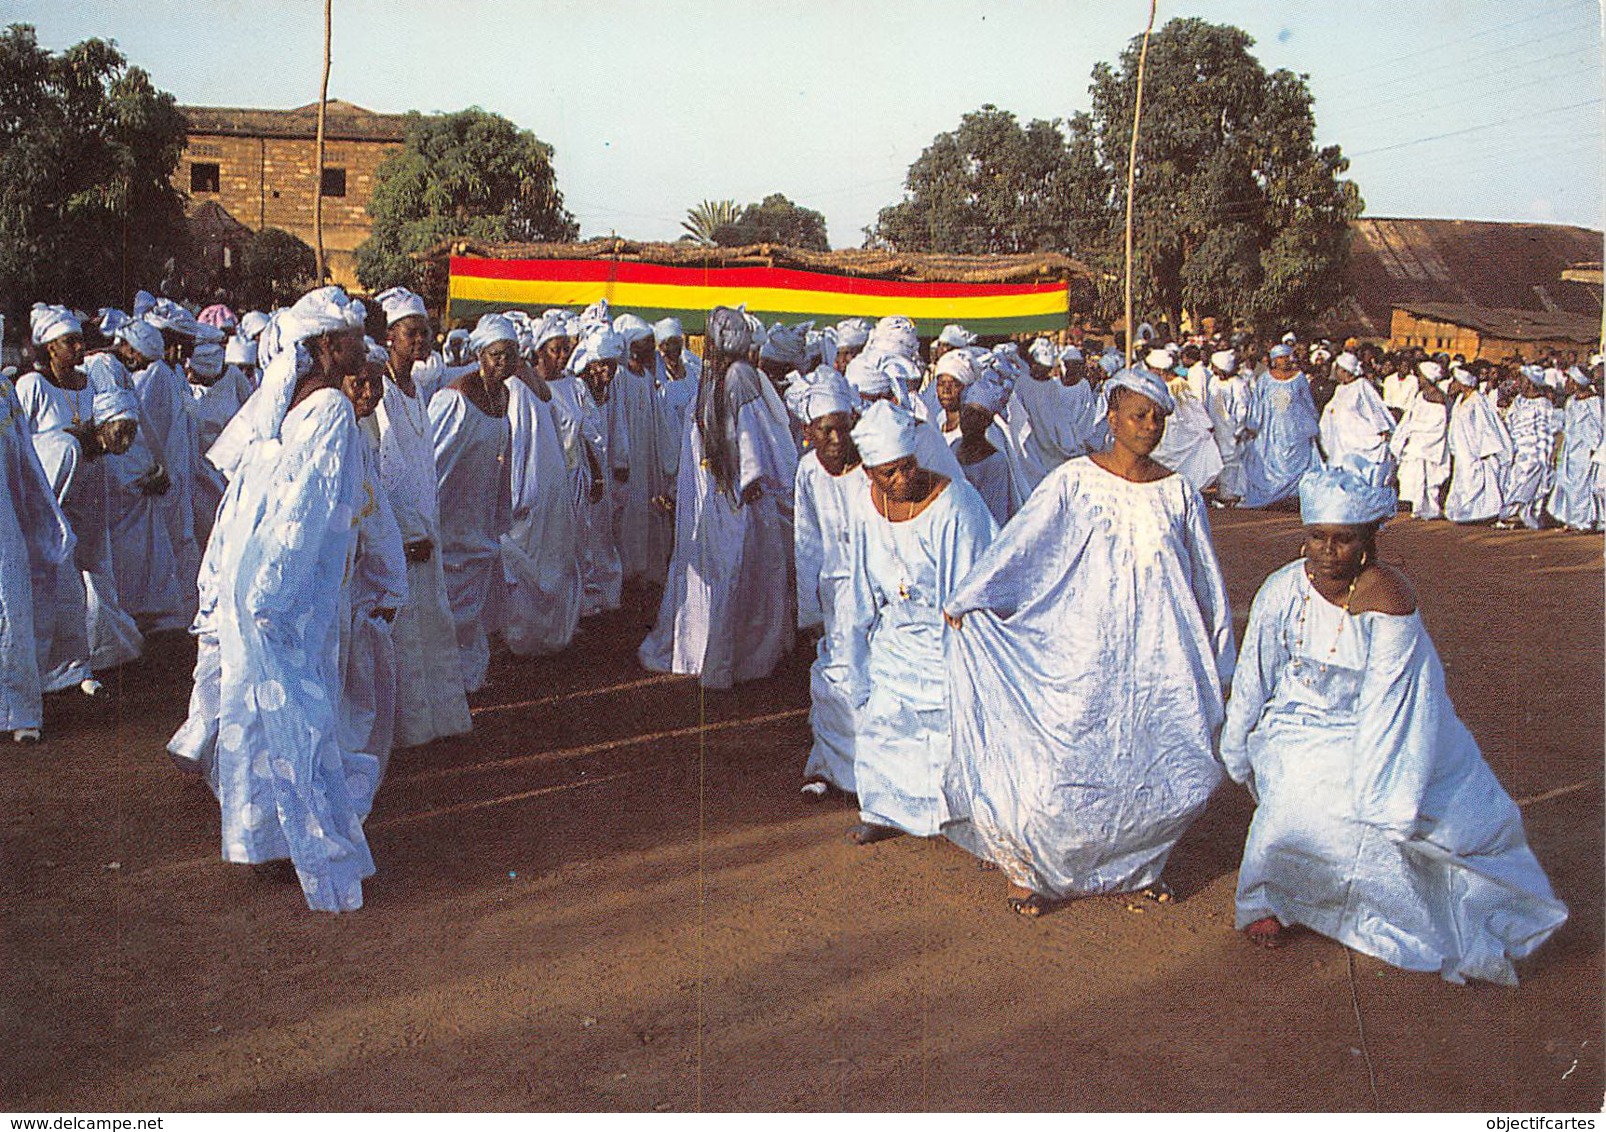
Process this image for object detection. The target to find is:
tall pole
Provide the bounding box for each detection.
[1123,0,1158,366]
[313,0,332,284]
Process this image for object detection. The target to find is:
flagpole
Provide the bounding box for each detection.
[1123,0,1158,366]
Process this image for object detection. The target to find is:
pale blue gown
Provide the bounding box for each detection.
[1241,372,1321,508]
[943,458,1235,896]
[500,376,581,656]
[0,375,74,730]
[1222,562,1568,984]
[1547,394,1603,530]
[171,377,379,913]
[428,387,511,693]
[848,477,996,835]
[793,453,868,792]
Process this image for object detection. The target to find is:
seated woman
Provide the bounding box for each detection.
[1220,459,1567,984]
[846,401,996,844]
[942,366,1235,915]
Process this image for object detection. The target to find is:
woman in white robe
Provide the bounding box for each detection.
[951,375,1022,527]
[100,322,188,632]
[943,368,1235,913]
[184,340,254,552]
[640,306,798,689]
[1390,363,1452,519]
[1205,350,1252,505]
[429,316,513,694]
[16,305,143,693]
[168,286,379,912]
[1547,368,1603,531]
[368,288,472,746]
[844,401,996,842]
[1220,463,1567,982]
[1147,348,1224,493]
[1443,369,1512,523]
[1318,352,1394,486]
[0,371,75,741]
[787,370,868,799]
[338,351,408,807]
[572,327,628,617]
[1240,346,1321,508]
[1499,370,1557,529]
[134,309,201,619]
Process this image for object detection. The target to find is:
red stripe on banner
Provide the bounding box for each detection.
[449,256,1064,300]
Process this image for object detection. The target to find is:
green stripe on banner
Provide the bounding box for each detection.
[447,298,1066,339]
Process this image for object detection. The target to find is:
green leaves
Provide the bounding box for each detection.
[0,25,187,328]
[356,107,578,299]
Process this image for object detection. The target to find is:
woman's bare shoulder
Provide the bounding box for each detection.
[1353,562,1417,616]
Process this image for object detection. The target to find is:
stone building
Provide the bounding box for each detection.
[175,100,409,289]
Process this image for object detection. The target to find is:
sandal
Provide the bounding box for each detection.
[1008,893,1053,918]
[1244,916,1285,949]
[799,780,830,803]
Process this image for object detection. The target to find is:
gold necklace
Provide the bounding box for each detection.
[1291,568,1358,675]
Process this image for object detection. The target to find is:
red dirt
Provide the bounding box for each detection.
[2,509,1601,1112]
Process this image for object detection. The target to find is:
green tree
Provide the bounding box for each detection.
[356,107,578,299]
[1070,18,1363,330]
[680,199,740,245]
[870,105,1086,255]
[0,25,188,332]
[714,193,830,251]
[238,227,316,310]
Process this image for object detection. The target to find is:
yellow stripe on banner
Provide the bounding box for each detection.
[447,275,1066,320]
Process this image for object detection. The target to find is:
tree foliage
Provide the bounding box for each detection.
[871,106,1091,256]
[356,107,578,299]
[713,193,830,251]
[238,227,316,311]
[1073,18,1364,331]
[680,199,741,245]
[0,24,188,334]
[872,21,1363,331]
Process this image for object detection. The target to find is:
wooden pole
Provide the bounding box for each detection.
[1123,0,1158,366]
[313,0,332,284]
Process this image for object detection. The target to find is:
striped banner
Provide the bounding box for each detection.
[447,256,1069,337]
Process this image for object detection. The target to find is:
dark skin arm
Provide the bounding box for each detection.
[1349,561,1417,616]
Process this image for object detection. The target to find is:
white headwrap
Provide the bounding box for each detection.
[784,367,858,424]
[92,385,140,425]
[834,318,872,350]
[114,320,164,363]
[934,349,981,387]
[1334,352,1362,377]
[613,313,655,345]
[443,328,474,367]
[1028,338,1058,368]
[1299,458,1397,525]
[287,285,365,339]
[188,341,226,380]
[1210,350,1238,374]
[144,298,199,337]
[850,399,921,466]
[1059,345,1085,365]
[375,286,429,326]
[225,334,257,367]
[868,315,919,361]
[194,323,226,345]
[568,326,626,375]
[1451,366,1477,388]
[962,372,1010,416]
[580,298,611,329]
[937,324,976,349]
[98,308,130,339]
[468,314,519,355]
[991,343,1029,386]
[1575,367,1596,388]
[706,306,753,359]
[759,321,811,366]
[132,290,156,318]
[1280,331,1298,345]
[1416,360,1443,382]
[533,311,571,352]
[1144,347,1175,372]
[1106,366,1176,414]
[844,350,893,397]
[365,338,390,366]
[238,310,270,341]
[30,304,81,346]
[652,317,684,345]
[1268,344,1295,362]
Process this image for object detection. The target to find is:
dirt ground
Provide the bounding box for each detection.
[2,508,1601,1113]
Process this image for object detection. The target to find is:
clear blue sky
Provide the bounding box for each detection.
[11,0,1604,247]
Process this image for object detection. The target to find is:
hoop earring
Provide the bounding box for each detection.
[1359,548,1371,568]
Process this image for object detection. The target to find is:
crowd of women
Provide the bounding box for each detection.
[0,285,1582,984]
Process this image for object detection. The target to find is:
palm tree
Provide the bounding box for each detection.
[680,199,741,245]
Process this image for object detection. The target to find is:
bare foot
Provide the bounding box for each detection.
[1244,916,1285,949]
[849,822,903,846]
